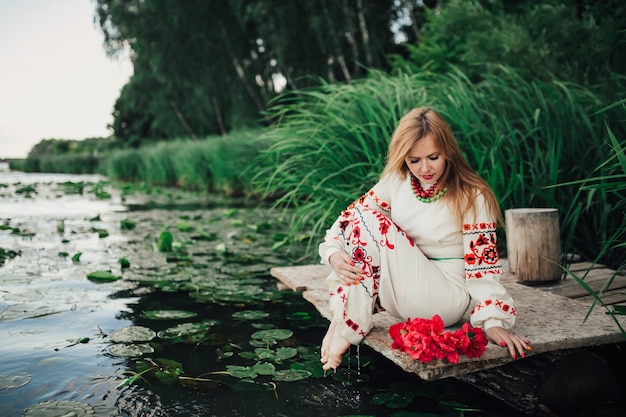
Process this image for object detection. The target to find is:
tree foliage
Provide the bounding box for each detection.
[94,0,411,147]
[391,0,626,91]
[93,0,625,148]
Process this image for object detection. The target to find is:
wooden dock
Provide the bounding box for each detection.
[270,260,626,413]
[271,260,626,416]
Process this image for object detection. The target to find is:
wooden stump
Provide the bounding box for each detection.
[505,208,561,283]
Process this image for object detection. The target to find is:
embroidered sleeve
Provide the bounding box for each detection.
[319,176,393,265]
[346,180,392,218]
[463,194,516,330]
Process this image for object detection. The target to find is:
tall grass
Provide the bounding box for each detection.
[102,129,266,196]
[550,111,626,331]
[254,67,625,267]
[10,154,99,174]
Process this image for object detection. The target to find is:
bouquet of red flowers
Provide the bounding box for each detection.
[389,315,488,364]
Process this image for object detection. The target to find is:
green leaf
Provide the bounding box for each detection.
[120,219,136,230]
[142,310,198,320]
[273,347,298,361]
[226,365,257,379]
[232,310,269,320]
[107,343,154,357]
[158,230,173,252]
[86,270,121,282]
[176,221,194,232]
[251,329,293,343]
[273,369,311,382]
[109,325,156,343]
[119,257,130,268]
[251,362,276,376]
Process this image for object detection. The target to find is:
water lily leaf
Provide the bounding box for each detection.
[0,372,31,389]
[107,343,154,357]
[254,348,274,360]
[176,221,194,232]
[158,230,173,252]
[232,310,269,320]
[120,219,136,230]
[91,227,109,238]
[119,257,130,268]
[274,347,298,361]
[226,365,257,379]
[157,320,219,341]
[142,310,198,320]
[109,325,156,343]
[23,400,94,416]
[251,329,293,343]
[251,323,275,330]
[152,358,184,385]
[86,270,121,282]
[273,369,311,382]
[251,362,276,376]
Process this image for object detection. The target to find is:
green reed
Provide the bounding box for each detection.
[102,129,265,196]
[254,67,625,267]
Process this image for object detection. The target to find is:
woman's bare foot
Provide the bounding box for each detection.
[320,320,336,365]
[320,320,351,370]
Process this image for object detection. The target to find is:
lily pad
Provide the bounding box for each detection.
[157,320,220,340]
[86,270,121,282]
[251,362,276,376]
[120,219,136,230]
[158,230,173,252]
[226,365,258,379]
[23,400,94,416]
[273,369,312,382]
[109,325,156,343]
[0,372,31,389]
[232,310,269,320]
[107,343,155,357]
[251,329,293,343]
[142,310,198,320]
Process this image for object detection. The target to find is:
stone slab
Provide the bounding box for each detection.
[270,263,626,381]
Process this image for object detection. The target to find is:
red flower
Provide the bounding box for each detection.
[388,315,488,364]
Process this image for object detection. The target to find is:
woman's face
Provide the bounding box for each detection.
[404,134,446,185]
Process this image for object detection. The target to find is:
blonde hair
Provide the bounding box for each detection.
[380,108,504,227]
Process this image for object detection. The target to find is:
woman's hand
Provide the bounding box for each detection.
[329,252,364,285]
[485,326,531,360]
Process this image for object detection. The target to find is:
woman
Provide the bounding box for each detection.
[318,107,530,371]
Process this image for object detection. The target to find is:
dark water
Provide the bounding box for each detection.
[1,172,534,417]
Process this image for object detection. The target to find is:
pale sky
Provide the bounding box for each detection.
[0,0,133,159]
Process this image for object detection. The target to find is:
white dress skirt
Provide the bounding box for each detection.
[324,205,469,344]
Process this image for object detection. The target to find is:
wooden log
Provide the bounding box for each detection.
[505,208,561,283]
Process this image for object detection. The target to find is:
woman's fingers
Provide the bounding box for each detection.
[331,252,364,285]
[486,327,531,359]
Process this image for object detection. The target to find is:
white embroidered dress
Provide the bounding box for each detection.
[318,173,516,345]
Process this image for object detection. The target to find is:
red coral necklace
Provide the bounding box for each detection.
[410,175,447,203]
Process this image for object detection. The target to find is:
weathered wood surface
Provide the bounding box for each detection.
[505,208,561,282]
[270,262,626,381]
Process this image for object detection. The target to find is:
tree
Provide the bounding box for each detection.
[94,0,401,146]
